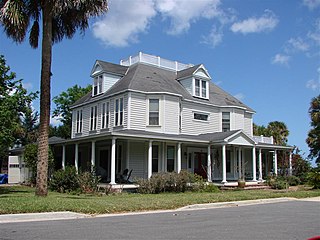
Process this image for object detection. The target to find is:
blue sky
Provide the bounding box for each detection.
[1,0,319,160]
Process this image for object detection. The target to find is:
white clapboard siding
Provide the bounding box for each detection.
[244,112,253,136]
[233,109,244,131]
[181,101,219,135]
[128,141,146,178]
[163,95,180,134]
[179,77,193,95]
[103,73,121,93]
[129,92,147,130]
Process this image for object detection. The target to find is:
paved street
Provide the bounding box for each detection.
[0,199,319,240]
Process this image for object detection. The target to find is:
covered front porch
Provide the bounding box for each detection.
[51,129,293,186]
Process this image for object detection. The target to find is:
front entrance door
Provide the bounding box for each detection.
[194,152,207,179]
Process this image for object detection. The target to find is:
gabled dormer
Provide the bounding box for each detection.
[177,64,211,100]
[90,60,128,97]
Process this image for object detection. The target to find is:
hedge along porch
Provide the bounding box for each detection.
[51,129,293,186]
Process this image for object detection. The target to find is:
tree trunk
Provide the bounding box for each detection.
[35,3,53,197]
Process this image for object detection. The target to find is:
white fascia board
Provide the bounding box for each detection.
[256,144,294,150]
[183,98,248,111]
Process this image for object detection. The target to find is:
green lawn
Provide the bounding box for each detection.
[0,185,319,215]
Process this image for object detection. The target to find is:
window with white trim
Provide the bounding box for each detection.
[194,79,208,98]
[115,98,124,126]
[93,75,103,96]
[90,106,98,131]
[194,112,208,121]
[76,110,83,133]
[101,102,109,129]
[149,99,159,125]
[222,112,230,132]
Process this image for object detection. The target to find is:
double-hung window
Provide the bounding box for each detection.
[76,110,83,133]
[115,98,123,126]
[222,112,230,132]
[194,79,208,98]
[90,106,98,131]
[93,75,103,96]
[101,102,109,129]
[149,99,159,125]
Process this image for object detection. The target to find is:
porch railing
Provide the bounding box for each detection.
[120,52,193,71]
[253,135,274,144]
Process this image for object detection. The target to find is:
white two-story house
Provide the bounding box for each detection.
[55,52,292,185]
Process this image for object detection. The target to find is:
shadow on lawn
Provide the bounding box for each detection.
[0,186,32,195]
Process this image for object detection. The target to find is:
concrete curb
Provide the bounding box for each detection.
[0,211,90,224]
[0,197,318,224]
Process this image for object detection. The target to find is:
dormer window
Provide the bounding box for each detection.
[194,78,208,99]
[93,75,103,96]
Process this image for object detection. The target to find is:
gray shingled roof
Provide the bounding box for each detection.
[94,60,128,76]
[72,61,254,112]
[176,64,201,79]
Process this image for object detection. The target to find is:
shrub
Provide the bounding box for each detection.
[49,166,79,193]
[285,176,301,186]
[266,176,288,190]
[137,171,213,194]
[307,166,320,189]
[78,170,101,194]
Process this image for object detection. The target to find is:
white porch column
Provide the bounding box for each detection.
[252,146,257,182]
[110,137,116,184]
[207,145,212,182]
[222,145,227,183]
[91,141,96,170]
[273,150,278,176]
[177,142,181,173]
[162,142,166,172]
[148,140,153,179]
[62,145,66,170]
[258,148,263,181]
[238,147,242,179]
[289,151,293,176]
[74,143,79,173]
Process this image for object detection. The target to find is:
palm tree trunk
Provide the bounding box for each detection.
[36,3,53,197]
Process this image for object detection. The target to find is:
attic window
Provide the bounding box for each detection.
[93,75,103,96]
[194,79,208,99]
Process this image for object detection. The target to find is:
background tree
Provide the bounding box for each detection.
[0,0,108,196]
[306,95,320,163]
[24,144,54,184]
[52,84,91,139]
[20,103,39,146]
[291,147,311,182]
[253,121,289,146]
[0,55,37,169]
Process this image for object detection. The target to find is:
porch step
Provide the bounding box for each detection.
[220,184,270,190]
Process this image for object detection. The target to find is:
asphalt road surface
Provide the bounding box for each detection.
[0,200,319,240]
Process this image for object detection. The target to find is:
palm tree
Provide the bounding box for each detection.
[306,95,320,163]
[0,0,108,196]
[267,121,289,146]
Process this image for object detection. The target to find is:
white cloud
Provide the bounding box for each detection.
[303,0,320,10]
[308,18,320,46]
[92,0,226,47]
[201,25,224,48]
[306,79,320,91]
[306,66,320,91]
[230,10,278,34]
[271,54,290,66]
[285,37,310,53]
[92,0,156,47]
[155,0,222,35]
[50,114,62,126]
[234,93,245,101]
[22,82,33,91]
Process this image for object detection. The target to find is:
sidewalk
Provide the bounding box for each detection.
[0,197,319,224]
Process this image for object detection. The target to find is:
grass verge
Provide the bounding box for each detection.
[0,185,319,215]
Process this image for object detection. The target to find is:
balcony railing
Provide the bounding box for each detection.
[120,52,193,71]
[253,135,274,144]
